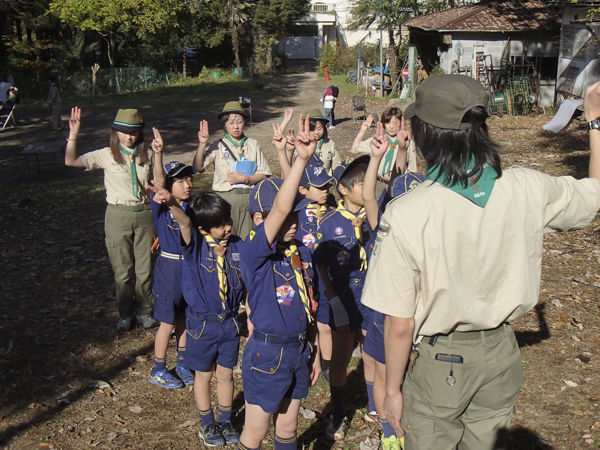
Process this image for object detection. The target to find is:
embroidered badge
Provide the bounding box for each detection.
[335,227,343,236]
[276,283,295,306]
[302,233,315,249]
[232,253,241,261]
[336,250,350,265]
[223,150,230,159]
[313,166,324,176]
[308,215,314,223]
[249,230,256,241]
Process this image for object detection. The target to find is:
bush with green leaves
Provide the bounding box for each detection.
[317,41,382,75]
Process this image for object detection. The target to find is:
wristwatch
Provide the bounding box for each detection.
[588,117,600,130]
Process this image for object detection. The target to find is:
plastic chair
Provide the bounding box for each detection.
[0,104,16,130]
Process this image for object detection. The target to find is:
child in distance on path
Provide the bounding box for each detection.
[44,75,64,133]
[237,114,321,450]
[147,138,195,388]
[146,184,245,447]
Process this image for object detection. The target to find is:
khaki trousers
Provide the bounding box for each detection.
[105,205,155,318]
[51,104,64,130]
[401,324,523,450]
[217,190,252,239]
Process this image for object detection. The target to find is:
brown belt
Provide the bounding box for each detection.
[377,176,390,185]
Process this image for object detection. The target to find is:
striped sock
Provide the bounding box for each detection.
[152,356,166,372]
[365,380,375,412]
[238,440,258,450]
[274,433,297,450]
[380,418,397,438]
[198,408,215,427]
[330,384,346,417]
[176,346,186,367]
[217,404,232,423]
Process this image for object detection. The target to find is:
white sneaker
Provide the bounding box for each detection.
[326,414,347,441]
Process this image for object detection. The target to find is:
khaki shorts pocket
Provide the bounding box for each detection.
[401,409,436,450]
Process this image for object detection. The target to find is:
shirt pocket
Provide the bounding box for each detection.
[273,261,296,283]
[106,164,128,174]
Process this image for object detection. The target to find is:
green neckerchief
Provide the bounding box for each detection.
[224,133,247,160]
[316,138,324,158]
[381,134,398,177]
[119,144,139,197]
[425,160,497,208]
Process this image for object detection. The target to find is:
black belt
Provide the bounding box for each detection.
[189,308,238,322]
[229,188,252,194]
[108,203,151,212]
[253,329,306,344]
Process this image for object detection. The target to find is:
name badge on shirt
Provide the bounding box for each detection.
[232,252,240,262]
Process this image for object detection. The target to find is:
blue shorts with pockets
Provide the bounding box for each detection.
[363,311,385,364]
[153,256,186,324]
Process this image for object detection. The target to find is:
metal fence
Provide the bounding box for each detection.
[60,67,170,96]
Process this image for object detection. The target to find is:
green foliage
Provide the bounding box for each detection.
[429,64,445,77]
[317,41,381,76]
[53,33,99,72]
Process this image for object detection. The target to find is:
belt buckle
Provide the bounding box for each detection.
[298,331,306,341]
[216,313,226,321]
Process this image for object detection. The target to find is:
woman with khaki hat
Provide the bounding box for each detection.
[193,101,271,238]
[65,107,160,332]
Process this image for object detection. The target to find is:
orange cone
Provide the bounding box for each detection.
[324,68,330,82]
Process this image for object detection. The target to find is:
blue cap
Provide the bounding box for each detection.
[163,161,193,178]
[248,178,313,214]
[390,172,425,198]
[332,154,370,185]
[301,158,335,187]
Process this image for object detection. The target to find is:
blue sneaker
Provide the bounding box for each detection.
[219,421,239,444]
[175,365,195,385]
[148,368,184,389]
[199,422,225,447]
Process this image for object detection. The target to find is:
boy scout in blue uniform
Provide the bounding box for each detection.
[361,122,422,450]
[146,184,245,447]
[314,154,377,440]
[237,115,321,450]
[148,160,195,389]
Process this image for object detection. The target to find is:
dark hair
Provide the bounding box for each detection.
[338,164,367,194]
[411,106,501,187]
[221,112,246,131]
[310,119,328,141]
[109,129,150,166]
[381,107,403,124]
[165,168,193,192]
[187,192,232,230]
[47,75,58,83]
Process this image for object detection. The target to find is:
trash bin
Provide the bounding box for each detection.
[233,67,243,76]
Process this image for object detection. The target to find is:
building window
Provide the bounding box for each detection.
[313,3,328,12]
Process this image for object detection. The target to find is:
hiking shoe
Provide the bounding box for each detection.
[175,365,195,385]
[382,434,401,450]
[364,409,379,423]
[326,414,347,441]
[320,366,330,384]
[116,317,134,331]
[219,421,239,444]
[136,314,158,328]
[199,422,225,447]
[148,368,184,389]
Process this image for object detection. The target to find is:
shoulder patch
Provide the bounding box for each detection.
[249,230,256,241]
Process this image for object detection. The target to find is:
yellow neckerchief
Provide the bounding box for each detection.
[277,242,314,323]
[306,203,327,221]
[336,200,368,271]
[205,235,229,310]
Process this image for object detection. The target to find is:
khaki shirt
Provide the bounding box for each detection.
[203,137,271,192]
[362,168,600,342]
[80,147,153,206]
[318,139,342,175]
[356,137,418,181]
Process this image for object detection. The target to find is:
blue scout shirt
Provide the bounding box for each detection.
[151,196,187,255]
[240,222,317,337]
[297,204,334,253]
[181,231,245,314]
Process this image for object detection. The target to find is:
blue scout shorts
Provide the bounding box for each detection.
[316,294,330,325]
[153,256,187,324]
[363,311,385,365]
[242,332,312,414]
[185,311,241,372]
[330,280,373,333]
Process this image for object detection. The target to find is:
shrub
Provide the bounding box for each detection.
[317,41,381,76]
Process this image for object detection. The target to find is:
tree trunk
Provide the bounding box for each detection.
[183,50,187,82]
[232,24,241,72]
[387,27,397,95]
[266,43,273,71]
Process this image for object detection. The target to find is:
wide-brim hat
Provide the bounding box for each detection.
[109,109,144,132]
[404,74,488,130]
[333,155,370,185]
[304,108,327,123]
[218,101,249,119]
[301,158,335,187]
[163,161,194,178]
[248,178,313,214]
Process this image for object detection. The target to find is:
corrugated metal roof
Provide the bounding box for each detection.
[546,0,600,5]
[405,0,562,32]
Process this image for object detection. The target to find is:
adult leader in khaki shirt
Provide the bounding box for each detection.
[193,103,271,238]
[361,75,600,450]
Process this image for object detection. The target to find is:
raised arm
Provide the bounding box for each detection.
[285,128,296,165]
[364,122,388,229]
[280,107,294,132]
[147,180,193,244]
[394,116,410,176]
[585,81,600,184]
[273,123,292,179]
[263,114,316,244]
[151,127,166,188]
[351,115,374,154]
[192,120,210,173]
[65,107,85,168]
